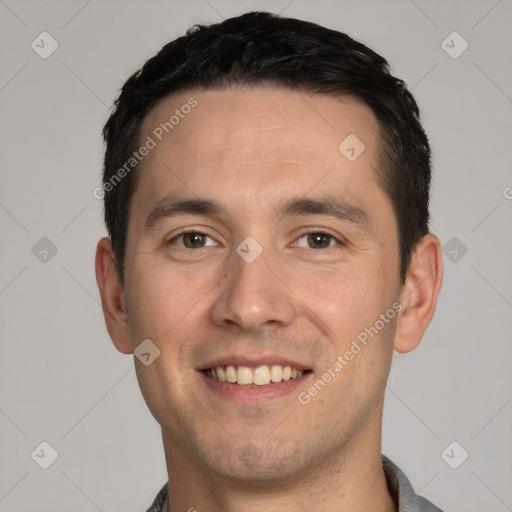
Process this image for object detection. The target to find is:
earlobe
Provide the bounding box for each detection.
[394,233,443,354]
[95,237,133,354]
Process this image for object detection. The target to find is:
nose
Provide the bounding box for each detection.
[210,248,296,331]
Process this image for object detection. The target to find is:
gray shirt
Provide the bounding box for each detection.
[145,455,443,512]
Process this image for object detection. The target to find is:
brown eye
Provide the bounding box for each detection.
[171,232,215,249]
[296,232,339,249]
[308,233,333,249]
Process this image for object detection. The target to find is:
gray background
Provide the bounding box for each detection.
[1,0,511,511]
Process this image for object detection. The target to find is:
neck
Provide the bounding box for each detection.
[161,425,396,512]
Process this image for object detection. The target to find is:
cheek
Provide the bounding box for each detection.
[127,264,203,424]
[299,263,391,345]
[126,259,205,342]
[300,264,399,393]
[305,270,397,418]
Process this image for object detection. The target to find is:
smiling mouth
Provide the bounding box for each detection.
[203,364,312,386]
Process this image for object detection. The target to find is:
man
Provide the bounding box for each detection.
[95,11,444,512]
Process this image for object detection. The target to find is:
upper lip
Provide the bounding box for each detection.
[199,355,311,371]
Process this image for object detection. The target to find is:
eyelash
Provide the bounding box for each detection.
[166,229,344,250]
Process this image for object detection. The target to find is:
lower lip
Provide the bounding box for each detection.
[198,371,312,404]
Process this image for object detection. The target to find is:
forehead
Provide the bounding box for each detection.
[131,86,388,230]
[140,85,378,165]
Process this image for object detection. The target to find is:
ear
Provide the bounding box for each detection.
[394,233,443,353]
[95,237,133,354]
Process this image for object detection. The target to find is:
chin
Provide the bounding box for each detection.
[199,438,317,487]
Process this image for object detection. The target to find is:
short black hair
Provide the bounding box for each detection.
[102,11,431,285]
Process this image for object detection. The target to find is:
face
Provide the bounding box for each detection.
[117,87,405,483]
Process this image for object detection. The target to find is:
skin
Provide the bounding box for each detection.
[96,86,443,512]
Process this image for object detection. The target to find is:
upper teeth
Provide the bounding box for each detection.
[206,365,305,386]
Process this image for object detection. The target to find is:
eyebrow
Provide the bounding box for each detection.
[144,196,223,231]
[278,196,369,228]
[143,194,369,231]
